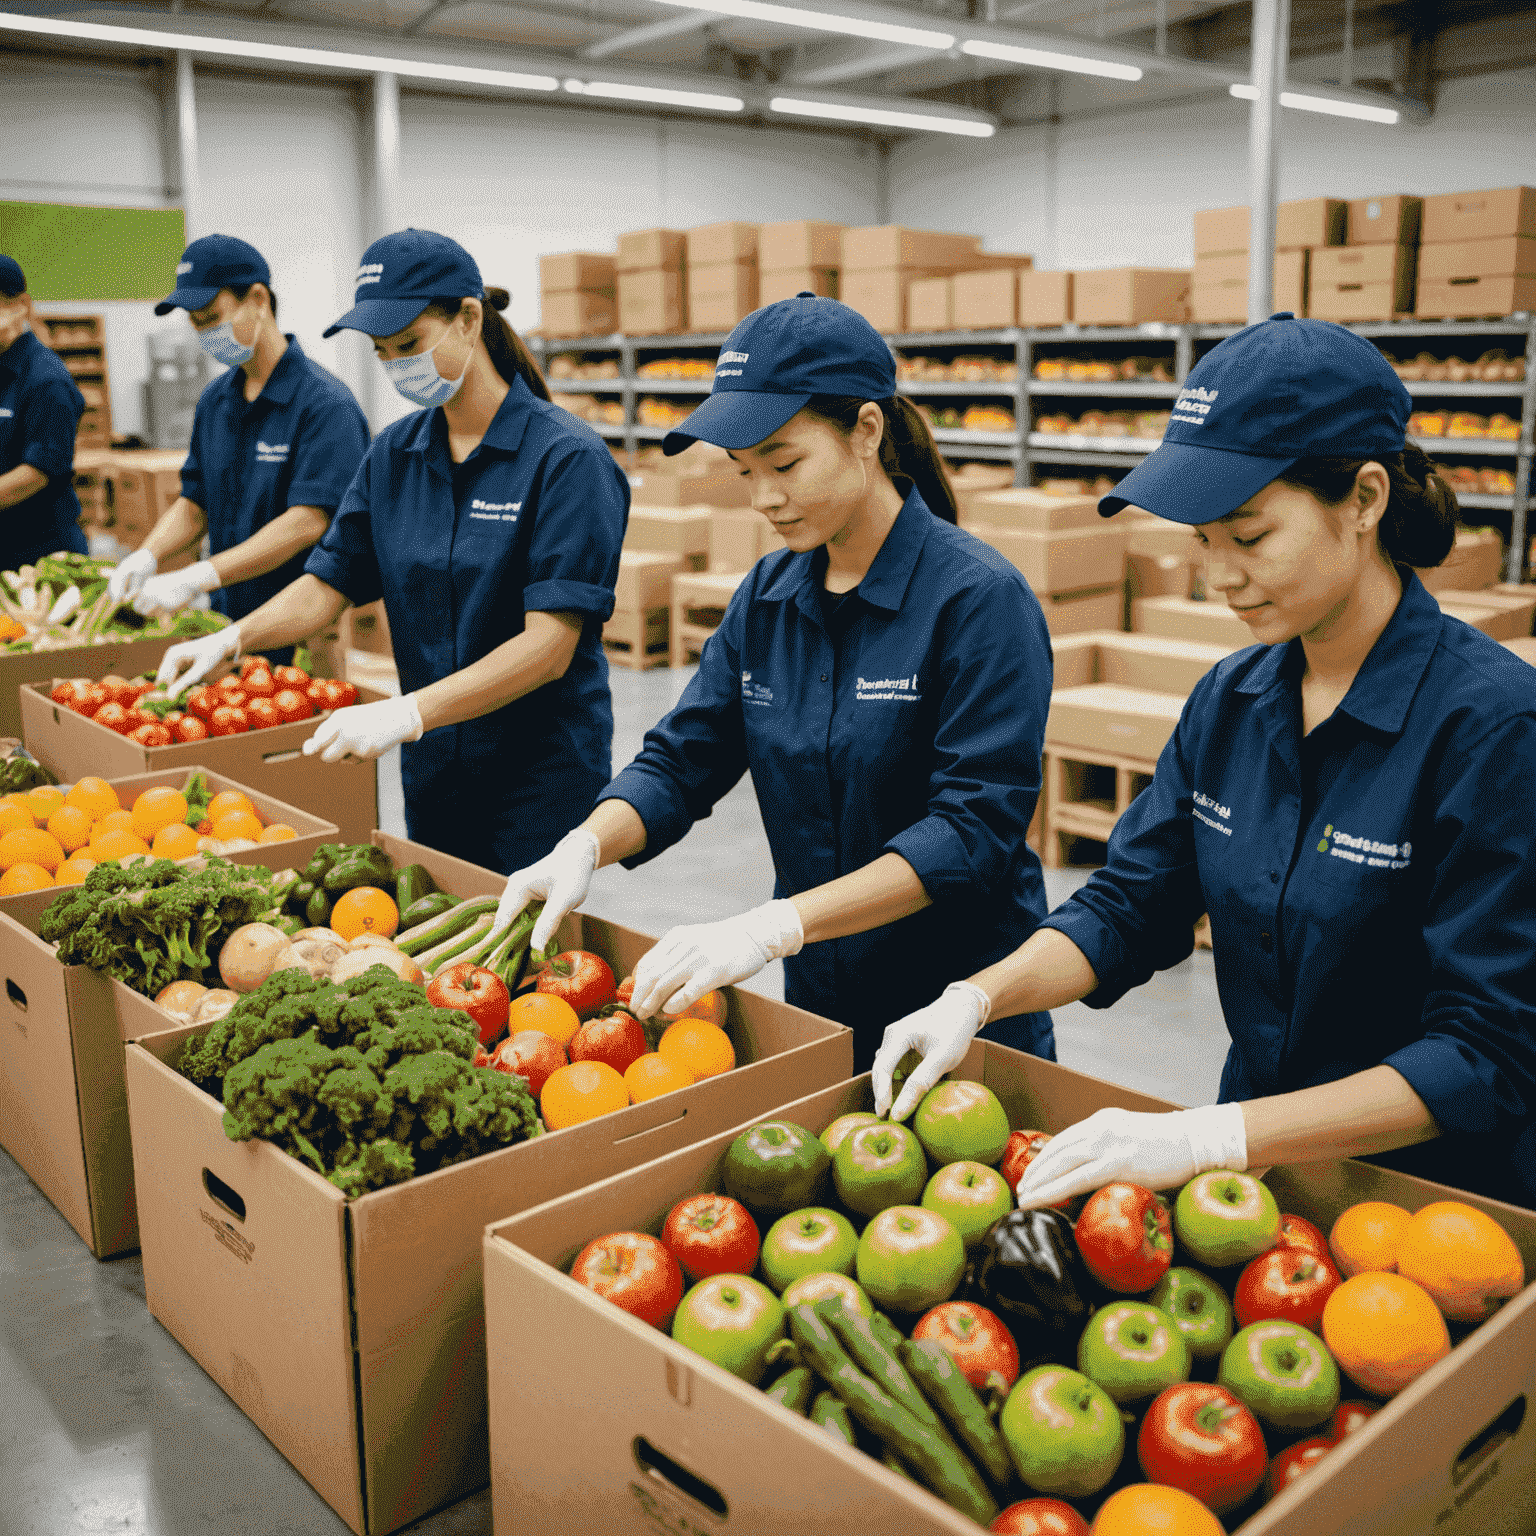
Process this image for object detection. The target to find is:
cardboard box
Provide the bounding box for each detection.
[960,487,1100,532]
[1417,527,1504,593]
[614,550,686,611]
[1430,589,1536,640]
[1421,186,1536,245]
[969,524,1128,595]
[1277,197,1347,250]
[1132,595,1252,647]
[0,766,336,1258]
[1504,636,1536,666]
[838,268,954,333]
[759,220,844,271]
[540,290,617,338]
[21,682,384,845]
[1191,249,1309,321]
[1418,237,1536,282]
[626,470,751,509]
[687,222,758,267]
[841,225,982,271]
[124,833,853,1536]
[618,269,686,335]
[1193,204,1250,257]
[1348,195,1423,246]
[906,275,953,331]
[687,262,759,332]
[1051,629,1233,694]
[1127,520,1198,603]
[1020,269,1073,326]
[623,505,713,562]
[760,267,838,304]
[1416,274,1536,320]
[0,634,174,739]
[708,507,785,573]
[1073,268,1190,327]
[953,267,1023,328]
[1038,584,1125,636]
[616,228,687,272]
[538,252,616,293]
[1310,244,1416,315]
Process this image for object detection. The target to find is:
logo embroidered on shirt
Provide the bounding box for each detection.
[255,440,290,464]
[1192,790,1233,836]
[0,408,12,419]
[1316,823,1412,869]
[741,670,773,707]
[469,499,521,522]
[855,674,921,703]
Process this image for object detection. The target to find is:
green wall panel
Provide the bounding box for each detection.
[0,203,186,302]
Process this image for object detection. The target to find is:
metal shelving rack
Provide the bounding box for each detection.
[530,312,1536,581]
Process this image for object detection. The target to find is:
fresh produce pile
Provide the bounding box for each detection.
[0,777,299,894]
[916,404,1018,434]
[1032,356,1175,384]
[51,654,358,743]
[898,355,1019,383]
[1033,409,1170,442]
[1406,409,1520,442]
[1385,348,1524,383]
[570,1085,1527,1533]
[0,552,229,652]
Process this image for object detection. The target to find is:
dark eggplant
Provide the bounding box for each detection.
[963,1208,1093,1363]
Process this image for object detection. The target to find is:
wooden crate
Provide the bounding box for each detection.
[1041,742,1156,869]
[38,313,112,446]
[671,570,746,667]
[603,605,670,670]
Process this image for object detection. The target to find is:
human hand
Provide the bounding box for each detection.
[302,694,423,763]
[107,548,158,604]
[494,826,601,952]
[155,624,241,698]
[871,981,991,1121]
[132,560,220,615]
[629,900,803,1020]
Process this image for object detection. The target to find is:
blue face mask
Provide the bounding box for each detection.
[381,327,470,408]
[194,310,256,368]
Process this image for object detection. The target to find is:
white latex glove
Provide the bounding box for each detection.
[47,585,81,625]
[302,693,423,764]
[1016,1104,1248,1210]
[107,548,157,604]
[629,900,805,1021]
[156,624,242,698]
[872,981,992,1121]
[132,559,220,616]
[495,827,602,952]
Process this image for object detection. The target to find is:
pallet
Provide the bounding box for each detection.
[671,570,746,667]
[1041,740,1157,869]
[603,605,670,670]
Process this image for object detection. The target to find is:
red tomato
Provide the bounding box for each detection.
[127,722,173,748]
[273,665,310,690]
[174,715,209,743]
[328,679,359,708]
[237,655,267,678]
[569,1231,683,1329]
[82,683,110,715]
[999,1129,1052,1192]
[487,1030,566,1096]
[1267,1436,1332,1497]
[215,684,248,710]
[123,680,155,703]
[51,678,93,712]
[568,1009,648,1076]
[272,688,314,723]
[989,1500,1090,1536]
[1234,1245,1340,1333]
[1138,1381,1268,1516]
[208,705,248,736]
[184,686,219,722]
[1075,1182,1174,1293]
[162,709,184,727]
[661,1194,761,1283]
[97,673,135,706]
[425,962,511,1047]
[536,949,617,1018]
[304,678,333,707]
[1275,1212,1331,1261]
[122,707,156,732]
[912,1300,1020,1391]
[245,697,282,730]
[91,701,133,733]
[241,669,276,698]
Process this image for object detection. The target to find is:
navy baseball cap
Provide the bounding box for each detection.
[0,256,25,298]
[663,294,897,455]
[1099,312,1412,525]
[155,234,269,315]
[325,229,482,339]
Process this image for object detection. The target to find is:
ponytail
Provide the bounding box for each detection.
[426,287,551,402]
[803,395,958,523]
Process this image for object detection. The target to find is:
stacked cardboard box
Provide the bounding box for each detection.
[839,226,990,333]
[1021,270,1074,326]
[538,252,617,338]
[109,448,188,550]
[617,228,687,335]
[708,507,786,573]
[1309,196,1419,322]
[1416,187,1536,319]
[687,223,760,333]
[912,255,1033,331]
[1074,268,1191,327]
[1190,200,1339,322]
[758,220,844,306]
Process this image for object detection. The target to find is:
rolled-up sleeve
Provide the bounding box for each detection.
[287,398,369,512]
[522,445,628,623]
[303,448,381,605]
[20,377,82,481]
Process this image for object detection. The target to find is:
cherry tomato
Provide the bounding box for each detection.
[82,683,110,715]
[184,686,219,722]
[328,679,359,708]
[208,705,248,736]
[303,678,333,708]
[215,683,248,710]
[174,715,209,743]
[237,655,267,678]
[51,678,93,711]
[241,669,276,699]
[272,688,314,723]
[91,701,132,733]
[162,709,184,727]
[245,697,282,730]
[123,680,155,704]
[127,722,173,748]
[122,707,156,733]
[273,665,309,690]
[97,674,136,706]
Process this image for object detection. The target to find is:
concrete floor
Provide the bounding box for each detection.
[0,663,1228,1536]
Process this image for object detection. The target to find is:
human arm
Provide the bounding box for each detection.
[4,372,78,509]
[0,463,48,510]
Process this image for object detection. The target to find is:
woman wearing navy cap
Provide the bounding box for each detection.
[882,313,1536,1208]
[0,255,91,567]
[158,229,628,873]
[494,294,1058,1076]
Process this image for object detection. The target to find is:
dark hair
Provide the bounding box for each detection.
[425,288,551,403]
[801,396,957,522]
[227,282,276,322]
[1278,443,1458,569]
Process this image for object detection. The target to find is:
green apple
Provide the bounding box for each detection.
[998,1365,1125,1499]
[911,1080,1011,1166]
[820,1111,882,1157]
[760,1207,858,1293]
[1174,1171,1281,1268]
[1076,1301,1191,1406]
[671,1273,785,1386]
[856,1205,965,1313]
[921,1161,1013,1249]
[833,1122,928,1218]
[1218,1319,1340,1432]
[1149,1266,1235,1363]
[780,1271,873,1317]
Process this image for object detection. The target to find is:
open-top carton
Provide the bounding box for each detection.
[122,832,852,1536]
[484,1046,1536,1536]
[0,633,174,740]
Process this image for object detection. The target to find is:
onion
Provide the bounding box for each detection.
[155,979,208,1019]
[329,946,423,987]
[218,922,301,993]
[190,988,239,1025]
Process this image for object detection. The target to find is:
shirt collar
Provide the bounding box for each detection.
[407,371,533,457]
[254,336,304,406]
[0,329,41,380]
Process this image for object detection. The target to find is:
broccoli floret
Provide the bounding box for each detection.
[221,1035,340,1172]
[355,1008,478,1073]
[328,1138,415,1198]
[382,1051,469,1162]
[179,970,339,1094]
[316,1056,392,1151]
[446,1065,541,1165]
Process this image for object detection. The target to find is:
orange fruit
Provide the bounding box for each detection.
[206,789,254,823]
[151,822,201,860]
[658,1016,735,1079]
[540,1060,629,1129]
[1329,1201,1410,1277]
[1396,1201,1525,1323]
[211,810,264,843]
[24,785,65,820]
[93,808,136,839]
[64,776,119,819]
[47,803,95,853]
[88,828,153,863]
[1090,1484,1226,1535]
[55,856,97,886]
[677,989,727,1027]
[330,886,400,942]
[0,800,35,834]
[257,823,297,843]
[131,786,190,840]
[0,862,53,895]
[624,1052,695,1103]
[508,990,581,1047]
[0,826,65,873]
[1321,1271,1451,1396]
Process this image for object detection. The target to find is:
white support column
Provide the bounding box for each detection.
[371,71,402,238]
[1246,0,1290,323]
[164,49,199,235]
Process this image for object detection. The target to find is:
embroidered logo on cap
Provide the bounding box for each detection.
[1171,385,1219,428]
[716,349,750,380]
[176,262,193,275]
[355,262,384,288]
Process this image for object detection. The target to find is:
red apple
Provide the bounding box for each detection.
[661,1194,761,1283]
[426,962,511,1047]
[1075,1183,1174,1294]
[1234,1245,1341,1333]
[1267,1435,1332,1498]
[1138,1381,1268,1515]
[488,1029,567,1097]
[912,1300,1020,1391]
[1276,1212,1331,1260]
[569,1008,648,1076]
[1327,1400,1377,1442]
[989,1499,1089,1536]
[570,1231,683,1329]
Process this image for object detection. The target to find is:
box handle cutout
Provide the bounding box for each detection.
[6,979,26,1012]
[616,1108,687,1147]
[202,1168,246,1222]
[1452,1394,1525,1486]
[1340,283,1364,292]
[261,749,302,766]
[1448,277,1479,287]
[631,1437,728,1518]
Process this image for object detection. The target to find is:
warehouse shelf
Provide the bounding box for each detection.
[1416,436,1522,456]
[633,378,714,393]
[1403,380,1526,397]
[630,425,674,441]
[1027,380,1182,398]
[551,379,624,392]
[932,428,1021,448]
[1029,433,1159,456]
[632,331,732,348]
[888,328,1020,347]
[1455,493,1516,511]
[899,380,1018,396]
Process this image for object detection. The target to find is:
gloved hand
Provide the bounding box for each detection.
[156,624,242,698]
[872,981,991,1121]
[495,826,602,952]
[302,693,423,763]
[1015,1104,1248,1210]
[132,559,220,616]
[107,548,158,604]
[629,900,804,1021]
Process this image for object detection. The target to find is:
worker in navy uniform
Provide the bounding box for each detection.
[492,295,1058,1076]
[112,235,369,667]
[0,255,91,568]
[883,313,1536,1207]
[157,229,628,874]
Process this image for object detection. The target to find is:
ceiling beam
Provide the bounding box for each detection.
[401,0,457,37]
[581,10,718,59]
[785,37,935,85]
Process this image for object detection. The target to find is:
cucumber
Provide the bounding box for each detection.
[898,1338,1016,1491]
[397,892,460,932]
[418,915,493,973]
[397,897,497,957]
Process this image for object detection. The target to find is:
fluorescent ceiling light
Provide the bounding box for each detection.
[770,96,995,136]
[0,12,560,90]
[650,0,952,49]
[1229,82,1398,123]
[565,78,743,110]
[961,38,1141,82]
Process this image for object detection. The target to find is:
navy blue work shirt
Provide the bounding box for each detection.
[600,489,1055,1062]
[1043,572,1536,1208]
[0,329,89,567]
[181,336,368,624]
[305,373,629,866]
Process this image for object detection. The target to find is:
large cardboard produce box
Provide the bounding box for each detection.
[1276,197,1346,250]
[960,487,1100,533]
[1133,595,1253,647]
[627,470,751,509]
[1348,195,1423,246]
[1309,244,1416,322]
[1192,249,1308,322]
[22,681,385,845]
[953,267,1025,328]
[907,275,955,331]
[970,523,1128,595]
[1073,268,1190,326]
[840,268,955,333]
[485,1047,1536,1536]
[1420,186,1536,245]
[688,261,759,332]
[624,505,712,564]
[0,633,175,739]
[687,222,758,267]
[1417,273,1536,320]
[1037,586,1124,637]
[615,550,687,611]
[617,228,687,272]
[841,225,982,270]
[759,220,844,271]
[1020,269,1073,325]
[1418,237,1536,285]
[123,832,853,1536]
[708,507,785,573]
[541,290,617,338]
[538,252,616,293]
[618,269,686,335]
[1127,519,1198,604]
[0,767,337,1258]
